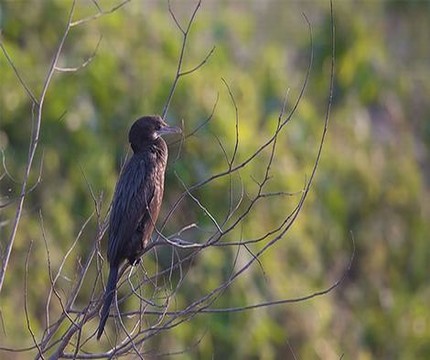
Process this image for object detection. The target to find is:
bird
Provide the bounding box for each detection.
[97,115,181,340]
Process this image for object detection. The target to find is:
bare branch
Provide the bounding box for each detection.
[70,0,131,27]
[55,35,102,72]
[23,241,45,359]
[221,77,240,168]
[162,0,214,119]
[180,45,216,76]
[0,41,38,104]
[175,171,223,234]
[0,0,77,294]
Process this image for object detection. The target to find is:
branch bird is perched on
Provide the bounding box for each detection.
[97,115,181,340]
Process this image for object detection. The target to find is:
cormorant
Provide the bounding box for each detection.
[97,115,180,340]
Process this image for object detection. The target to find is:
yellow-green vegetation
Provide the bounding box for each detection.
[0,0,429,358]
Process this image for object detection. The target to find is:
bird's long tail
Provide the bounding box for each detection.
[97,265,118,340]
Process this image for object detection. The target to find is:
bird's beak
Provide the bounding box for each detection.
[156,123,182,137]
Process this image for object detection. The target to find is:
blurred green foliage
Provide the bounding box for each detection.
[1,0,429,359]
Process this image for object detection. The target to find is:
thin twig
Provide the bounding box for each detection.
[23,241,45,359]
[0,42,38,104]
[70,0,130,27]
[162,0,215,119]
[55,35,102,72]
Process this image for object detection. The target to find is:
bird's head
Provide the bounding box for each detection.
[129,115,181,153]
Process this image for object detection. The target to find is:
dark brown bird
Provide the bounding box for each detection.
[97,115,180,340]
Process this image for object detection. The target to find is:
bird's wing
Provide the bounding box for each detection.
[107,156,155,265]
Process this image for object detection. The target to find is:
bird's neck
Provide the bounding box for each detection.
[131,137,167,156]
[150,138,168,160]
[133,138,168,162]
